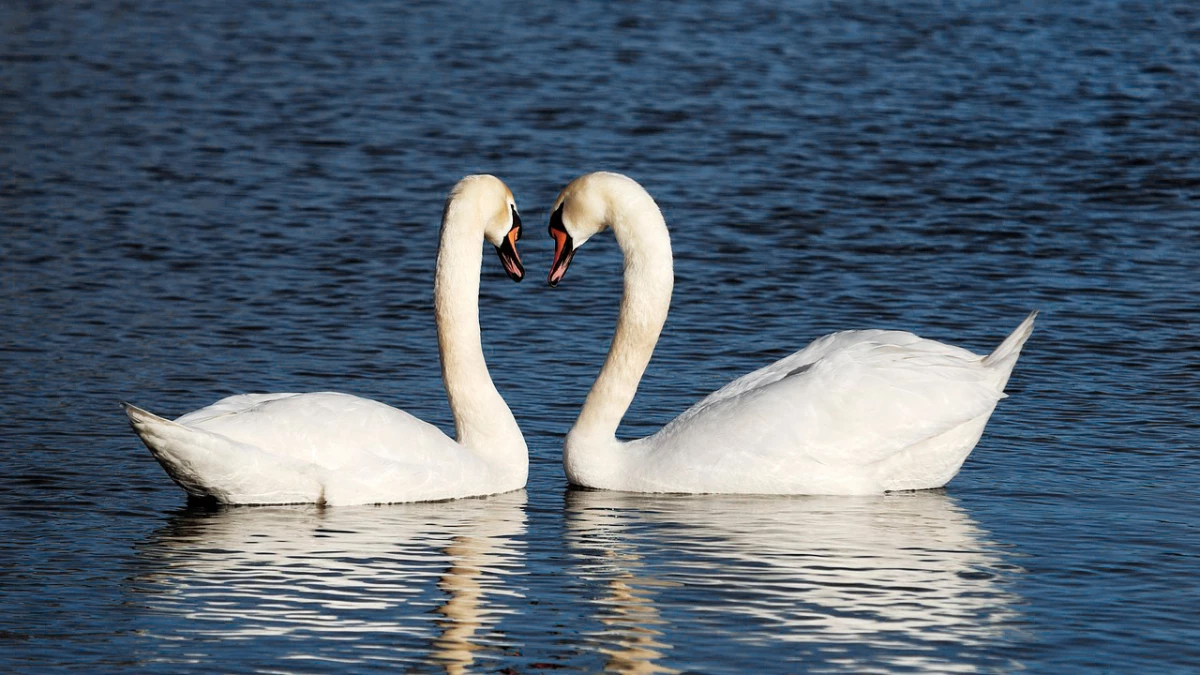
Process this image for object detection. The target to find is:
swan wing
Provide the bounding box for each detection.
[184,392,458,468]
[687,330,970,410]
[654,332,1002,468]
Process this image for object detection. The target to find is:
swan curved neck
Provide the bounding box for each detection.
[570,184,674,446]
[435,200,526,470]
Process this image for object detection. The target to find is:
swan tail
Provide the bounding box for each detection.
[121,402,323,504]
[981,311,1037,390]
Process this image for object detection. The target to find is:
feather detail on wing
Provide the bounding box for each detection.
[181,392,457,468]
[653,331,1002,468]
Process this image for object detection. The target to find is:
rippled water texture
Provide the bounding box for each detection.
[3,1,1199,672]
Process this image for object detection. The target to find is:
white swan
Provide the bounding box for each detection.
[124,175,528,505]
[546,171,1035,495]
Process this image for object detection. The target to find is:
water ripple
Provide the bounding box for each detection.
[564,490,1022,673]
[2,0,1199,671]
[129,493,527,672]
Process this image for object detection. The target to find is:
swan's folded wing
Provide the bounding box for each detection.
[685,330,924,412]
[656,335,1001,468]
[175,393,304,425]
[187,392,455,467]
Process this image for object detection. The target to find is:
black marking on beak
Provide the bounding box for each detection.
[548,203,574,287]
[496,205,524,282]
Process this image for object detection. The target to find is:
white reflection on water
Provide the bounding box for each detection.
[133,491,526,672]
[566,490,1024,673]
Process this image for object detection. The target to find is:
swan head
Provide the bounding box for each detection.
[450,174,525,282]
[547,172,645,287]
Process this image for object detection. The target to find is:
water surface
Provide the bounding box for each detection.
[3,0,1199,672]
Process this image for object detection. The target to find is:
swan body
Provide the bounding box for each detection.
[125,175,528,505]
[547,171,1035,495]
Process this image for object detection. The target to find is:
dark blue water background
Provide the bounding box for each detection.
[3,1,1199,672]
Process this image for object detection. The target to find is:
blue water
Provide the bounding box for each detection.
[3,0,1199,672]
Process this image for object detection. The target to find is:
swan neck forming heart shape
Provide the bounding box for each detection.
[436,182,528,474]
[568,175,675,448]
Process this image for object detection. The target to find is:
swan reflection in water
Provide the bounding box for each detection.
[132,491,526,673]
[565,489,1024,673]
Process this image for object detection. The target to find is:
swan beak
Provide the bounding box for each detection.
[548,207,575,287]
[496,211,525,282]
